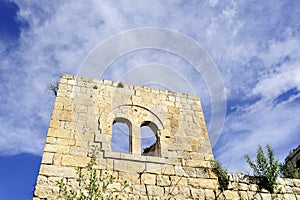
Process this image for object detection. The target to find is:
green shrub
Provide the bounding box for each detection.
[213,160,229,190]
[245,145,280,192]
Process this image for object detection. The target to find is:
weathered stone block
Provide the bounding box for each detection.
[39,165,76,177]
[188,178,218,189]
[190,188,205,200]
[146,185,164,196]
[44,144,69,154]
[132,185,146,195]
[157,175,171,186]
[141,173,156,185]
[205,189,215,200]
[61,155,90,167]
[48,128,71,139]
[41,152,54,164]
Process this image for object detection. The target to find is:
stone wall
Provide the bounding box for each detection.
[218,174,300,200]
[33,74,300,199]
[285,145,300,178]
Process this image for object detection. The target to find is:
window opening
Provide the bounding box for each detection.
[141,121,160,156]
[111,118,131,153]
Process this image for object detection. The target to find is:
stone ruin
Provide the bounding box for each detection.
[33,74,300,199]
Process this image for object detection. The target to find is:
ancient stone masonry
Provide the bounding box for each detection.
[285,145,300,178]
[34,74,300,199]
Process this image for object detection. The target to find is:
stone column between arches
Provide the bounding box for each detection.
[130,124,141,155]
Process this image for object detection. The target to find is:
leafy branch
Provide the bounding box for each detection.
[245,145,280,192]
[56,145,129,199]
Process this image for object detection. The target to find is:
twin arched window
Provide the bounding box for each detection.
[110,118,160,156]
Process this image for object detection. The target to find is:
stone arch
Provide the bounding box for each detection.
[99,104,165,155]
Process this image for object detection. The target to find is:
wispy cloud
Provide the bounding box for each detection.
[1,0,300,172]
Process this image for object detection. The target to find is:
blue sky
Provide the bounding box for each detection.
[1,0,300,199]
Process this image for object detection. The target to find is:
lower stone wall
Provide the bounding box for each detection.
[219,174,300,200]
[33,161,300,200]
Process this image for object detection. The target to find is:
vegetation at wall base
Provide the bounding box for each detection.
[245,144,280,193]
[56,145,129,200]
[213,160,229,190]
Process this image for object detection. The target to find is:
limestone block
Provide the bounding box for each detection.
[188,178,218,189]
[194,167,211,179]
[49,120,60,128]
[260,193,272,200]
[119,171,140,185]
[286,179,295,187]
[46,137,57,144]
[249,183,259,191]
[39,165,76,178]
[56,138,75,146]
[239,183,249,191]
[58,110,73,121]
[69,146,87,156]
[67,79,77,85]
[107,182,121,191]
[294,179,300,187]
[228,180,238,190]
[286,186,293,193]
[174,166,189,177]
[34,185,59,199]
[157,175,171,186]
[127,161,145,172]
[132,185,146,195]
[53,154,63,165]
[61,155,90,167]
[146,185,164,196]
[293,187,300,195]
[190,188,205,200]
[205,189,216,200]
[239,191,248,200]
[141,173,156,185]
[94,133,111,142]
[44,144,69,154]
[275,184,286,193]
[162,165,175,175]
[215,190,226,200]
[247,191,255,199]
[185,159,211,168]
[223,190,240,199]
[177,186,192,198]
[113,159,128,171]
[48,128,71,139]
[253,193,262,200]
[41,152,54,164]
[170,176,188,187]
[36,175,47,185]
[146,163,162,174]
[283,193,296,200]
[48,176,62,185]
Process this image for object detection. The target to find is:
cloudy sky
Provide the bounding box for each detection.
[1,0,300,199]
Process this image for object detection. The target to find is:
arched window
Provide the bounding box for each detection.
[111,117,131,153]
[141,121,160,157]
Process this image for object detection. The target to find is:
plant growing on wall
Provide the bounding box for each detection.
[280,161,299,179]
[47,80,59,96]
[56,145,129,199]
[212,160,229,190]
[245,144,280,192]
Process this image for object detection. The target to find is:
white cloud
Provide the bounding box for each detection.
[252,62,300,101]
[0,0,299,173]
